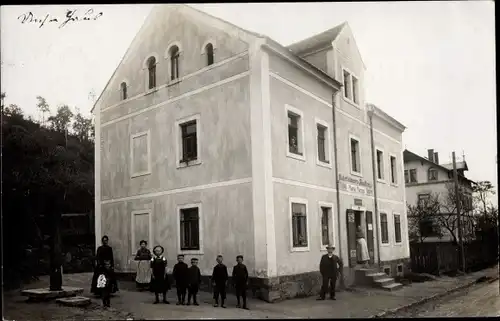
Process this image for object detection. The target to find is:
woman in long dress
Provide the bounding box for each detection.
[356,226,370,267]
[91,235,119,295]
[134,240,152,291]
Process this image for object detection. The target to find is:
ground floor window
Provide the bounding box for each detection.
[380,213,389,244]
[180,207,200,251]
[321,206,332,246]
[291,202,308,248]
[394,214,402,243]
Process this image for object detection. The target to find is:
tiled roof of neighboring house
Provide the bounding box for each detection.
[287,22,347,55]
[441,161,468,171]
[403,149,475,185]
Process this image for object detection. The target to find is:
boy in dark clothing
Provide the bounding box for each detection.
[187,258,202,306]
[173,254,189,305]
[150,245,170,304]
[211,255,228,308]
[97,261,113,308]
[232,255,249,310]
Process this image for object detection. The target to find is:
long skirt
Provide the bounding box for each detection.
[150,275,170,293]
[135,260,152,289]
[357,238,370,262]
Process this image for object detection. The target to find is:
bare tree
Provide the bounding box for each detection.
[473,181,496,216]
[36,96,50,126]
[407,192,443,243]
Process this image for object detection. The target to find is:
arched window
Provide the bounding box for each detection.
[169,46,180,81]
[428,167,438,181]
[120,82,127,100]
[147,56,156,89]
[205,43,214,66]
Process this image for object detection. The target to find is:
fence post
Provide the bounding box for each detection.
[436,244,441,276]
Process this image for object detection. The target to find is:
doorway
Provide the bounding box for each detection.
[346,209,375,267]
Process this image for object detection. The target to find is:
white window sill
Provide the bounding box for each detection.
[131,171,152,178]
[377,178,386,184]
[167,79,181,87]
[145,88,158,95]
[394,242,403,246]
[342,96,361,109]
[177,159,202,169]
[316,159,332,169]
[390,182,399,187]
[180,249,204,255]
[286,151,306,162]
[380,242,391,247]
[350,170,363,178]
[291,246,310,252]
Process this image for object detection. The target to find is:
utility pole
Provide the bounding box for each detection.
[452,151,466,273]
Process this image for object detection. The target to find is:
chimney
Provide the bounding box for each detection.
[428,149,434,163]
[434,152,439,164]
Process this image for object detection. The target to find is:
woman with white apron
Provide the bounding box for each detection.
[134,240,152,291]
[356,226,370,267]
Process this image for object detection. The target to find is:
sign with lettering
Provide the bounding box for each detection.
[338,174,374,196]
[350,250,357,258]
[348,212,355,223]
[354,198,363,206]
[368,224,373,231]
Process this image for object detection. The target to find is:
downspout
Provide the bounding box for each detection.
[367,106,382,267]
[331,91,344,286]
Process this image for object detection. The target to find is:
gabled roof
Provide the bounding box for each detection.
[403,149,475,185]
[91,4,344,113]
[287,22,347,55]
[367,103,406,133]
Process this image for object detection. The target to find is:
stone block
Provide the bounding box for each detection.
[21,286,84,301]
[56,296,92,307]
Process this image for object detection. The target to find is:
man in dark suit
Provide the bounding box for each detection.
[318,244,343,300]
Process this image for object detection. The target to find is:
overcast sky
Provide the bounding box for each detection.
[1,2,497,203]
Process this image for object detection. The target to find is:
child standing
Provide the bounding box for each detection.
[211,255,228,308]
[97,261,112,308]
[150,245,170,304]
[187,258,202,306]
[173,254,189,305]
[232,255,249,310]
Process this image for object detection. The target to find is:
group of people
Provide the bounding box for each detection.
[91,236,250,309]
[91,230,369,308]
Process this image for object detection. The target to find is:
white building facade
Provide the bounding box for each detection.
[93,4,410,302]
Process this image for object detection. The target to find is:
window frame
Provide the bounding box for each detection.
[147,56,157,90]
[348,133,362,177]
[341,67,360,108]
[409,168,418,183]
[130,209,153,255]
[285,104,306,161]
[120,81,128,101]
[379,211,390,245]
[176,203,203,255]
[393,213,402,244]
[404,169,409,184]
[428,167,438,181]
[289,197,310,252]
[375,147,385,183]
[165,42,183,84]
[130,130,152,178]
[143,53,159,93]
[318,201,335,250]
[315,117,332,168]
[175,114,202,169]
[418,193,431,207]
[389,153,398,186]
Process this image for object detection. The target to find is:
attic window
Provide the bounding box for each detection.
[120,82,127,100]
[169,45,180,81]
[205,43,214,66]
[147,56,156,89]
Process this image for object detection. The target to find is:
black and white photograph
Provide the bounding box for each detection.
[1,2,498,320]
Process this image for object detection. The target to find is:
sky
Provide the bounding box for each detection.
[1,2,497,204]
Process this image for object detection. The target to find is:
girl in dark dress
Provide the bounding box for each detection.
[150,245,170,304]
[91,235,119,295]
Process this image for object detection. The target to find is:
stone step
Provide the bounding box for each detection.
[56,296,91,307]
[373,277,395,287]
[21,287,84,301]
[381,282,403,291]
[366,272,386,280]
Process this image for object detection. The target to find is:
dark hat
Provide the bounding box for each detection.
[139,240,147,245]
[326,244,335,250]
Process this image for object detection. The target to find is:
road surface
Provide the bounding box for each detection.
[389,279,500,317]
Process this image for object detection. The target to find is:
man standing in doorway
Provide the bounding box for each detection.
[318,244,343,300]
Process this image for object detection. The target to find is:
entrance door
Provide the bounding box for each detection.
[346,209,357,267]
[365,211,375,264]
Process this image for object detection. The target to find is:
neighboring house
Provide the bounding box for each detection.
[403,149,476,243]
[92,4,409,301]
